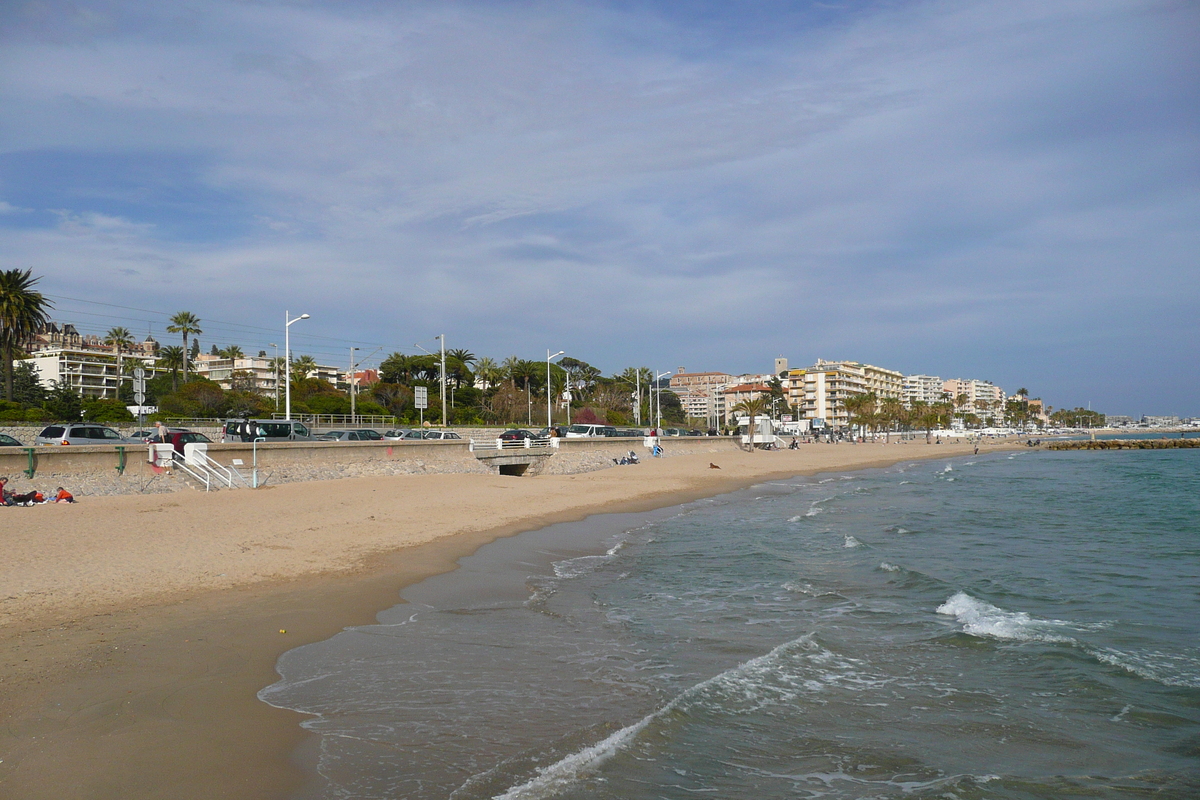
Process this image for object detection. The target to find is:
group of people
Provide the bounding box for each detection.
[0,476,74,506]
[612,450,641,465]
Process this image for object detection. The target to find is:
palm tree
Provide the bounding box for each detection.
[732,396,771,451]
[843,392,878,442]
[474,356,499,391]
[166,311,202,383]
[104,326,135,397]
[158,346,185,391]
[501,355,522,388]
[218,345,245,359]
[291,355,318,384]
[879,397,904,443]
[0,268,53,402]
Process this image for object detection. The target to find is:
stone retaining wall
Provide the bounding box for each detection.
[0,436,741,498]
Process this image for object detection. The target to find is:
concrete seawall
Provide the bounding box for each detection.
[0,436,743,497]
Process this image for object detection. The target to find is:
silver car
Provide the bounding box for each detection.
[35,424,141,446]
[423,430,462,440]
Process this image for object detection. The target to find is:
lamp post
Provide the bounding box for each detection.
[284,311,310,421]
[546,350,564,428]
[269,343,278,409]
[437,334,446,426]
[349,346,360,425]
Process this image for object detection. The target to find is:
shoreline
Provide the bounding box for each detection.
[0,441,1010,799]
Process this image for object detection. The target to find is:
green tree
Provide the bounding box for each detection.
[473,357,500,391]
[843,392,878,441]
[731,396,770,451]
[218,345,245,359]
[166,311,202,382]
[158,346,185,392]
[42,379,82,421]
[290,355,318,384]
[13,361,45,406]
[0,268,53,401]
[83,397,135,423]
[103,326,135,398]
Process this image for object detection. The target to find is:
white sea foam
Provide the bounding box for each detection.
[941,464,952,473]
[879,562,901,572]
[935,592,1076,643]
[899,480,914,485]
[787,515,804,523]
[843,535,862,549]
[1092,647,1200,688]
[491,636,886,799]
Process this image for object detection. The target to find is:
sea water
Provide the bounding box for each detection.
[260,449,1200,799]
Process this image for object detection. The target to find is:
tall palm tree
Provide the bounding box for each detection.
[474,356,499,391]
[103,326,135,398]
[166,311,202,383]
[732,396,770,452]
[158,346,185,392]
[218,344,244,359]
[843,392,877,441]
[879,397,904,443]
[0,268,53,401]
[501,355,522,388]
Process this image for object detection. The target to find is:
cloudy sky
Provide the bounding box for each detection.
[1,0,1196,416]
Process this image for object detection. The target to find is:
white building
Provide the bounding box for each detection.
[942,378,1006,418]
[22,347,155,400]
[902,375,946,407]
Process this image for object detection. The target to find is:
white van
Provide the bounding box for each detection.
[564,424,617,438]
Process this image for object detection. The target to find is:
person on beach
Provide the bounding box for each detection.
[153,420,170,442]
[55,487,75,503]
[0,476,9,506]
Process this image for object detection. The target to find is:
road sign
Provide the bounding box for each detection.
[134,389,146,404]
[414,386,428,409]
[133,367,145,380]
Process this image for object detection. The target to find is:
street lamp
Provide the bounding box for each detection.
[269,343,278,409]
[655,370,671,432]
[547,350,564,428]
[414,336,448,425]
[349,346,360,425]
[284,311,310,421]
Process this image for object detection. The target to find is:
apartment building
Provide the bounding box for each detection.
[784,360,903,429]
[191,354,281,393]
[903,375,946,407]
[942,378,1006,417]
[22,347,155,400]
[670,370,736,426]
[721,382,773,425]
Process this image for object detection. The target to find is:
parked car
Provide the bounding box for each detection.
[316,430,364,441]
[353,429,384,440]
[498,429,539,442]
[222,419,312,442]
[383,429,428,441]
[163,431,213,454]
[35,424,142,446]
[0,433,23,446]
[422,430,462,440]
[564,424,617,438]
[614,429,644,437]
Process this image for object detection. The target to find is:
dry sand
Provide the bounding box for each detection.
[0,440,1005,799]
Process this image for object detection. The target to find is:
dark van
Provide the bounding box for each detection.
[223,419,312,442]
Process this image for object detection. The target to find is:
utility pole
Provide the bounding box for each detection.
[438,334,446,426]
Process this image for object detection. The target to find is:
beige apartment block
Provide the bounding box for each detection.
[942,378,1006,417]
[784,359,902,429]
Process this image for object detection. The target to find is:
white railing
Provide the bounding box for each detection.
[469,437,558,452]
[184,443,252,489]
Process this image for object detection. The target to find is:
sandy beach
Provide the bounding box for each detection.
[0,440,1006,799]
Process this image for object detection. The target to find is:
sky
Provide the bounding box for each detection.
[1,0,1197,417]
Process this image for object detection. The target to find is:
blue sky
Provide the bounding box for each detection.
[1,0,1197,416]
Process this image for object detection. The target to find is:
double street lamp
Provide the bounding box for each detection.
[284,311,310,421]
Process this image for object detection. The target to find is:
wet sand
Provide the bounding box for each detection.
[0,441,1006,799]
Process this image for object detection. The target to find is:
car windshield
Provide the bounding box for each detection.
[102,428,123,439]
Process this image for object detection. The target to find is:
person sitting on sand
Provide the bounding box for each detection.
[55,487,75,503]
[0,476,9,506]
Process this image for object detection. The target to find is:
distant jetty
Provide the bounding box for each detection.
[1048,439,1199,450]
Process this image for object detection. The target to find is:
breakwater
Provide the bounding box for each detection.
[1048,438,1200,450]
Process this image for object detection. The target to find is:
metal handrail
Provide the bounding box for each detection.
[171,453,212,491]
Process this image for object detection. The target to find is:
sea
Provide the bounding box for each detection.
[260,447,1200,799]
